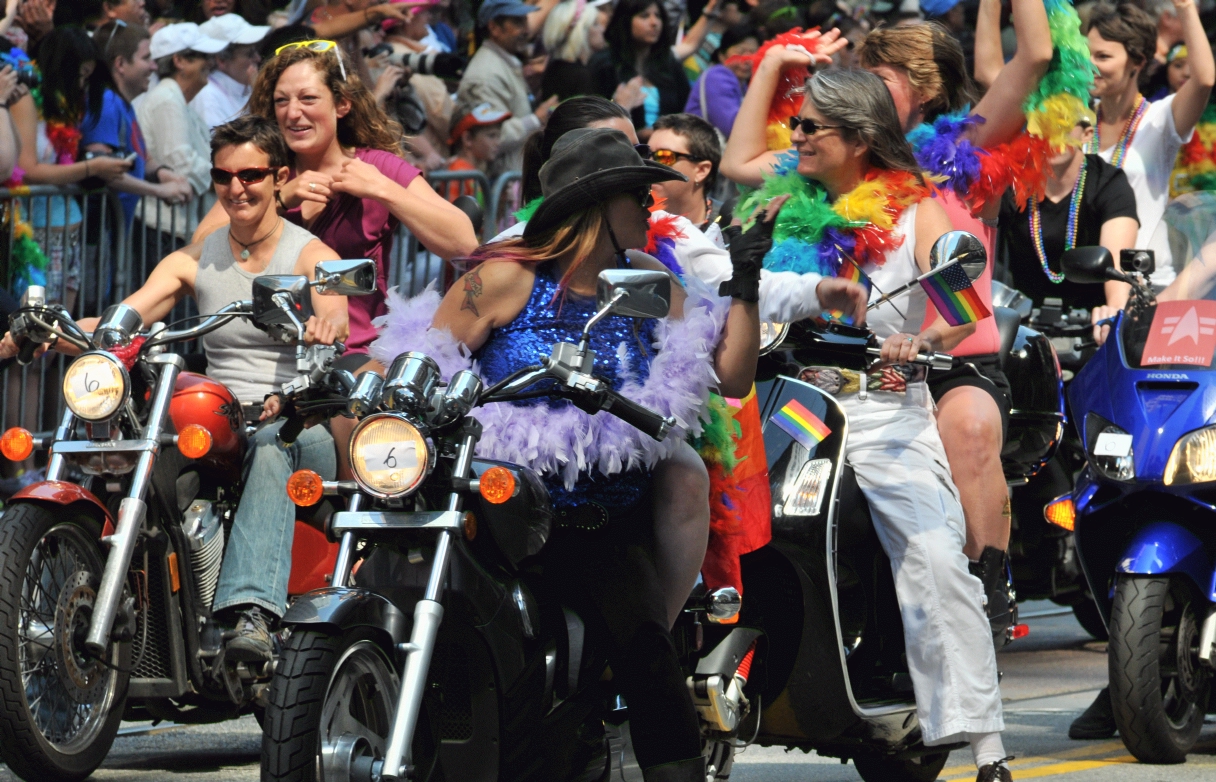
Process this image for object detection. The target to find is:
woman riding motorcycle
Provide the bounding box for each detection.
[745,69,1012,782]
[0,114,348,662]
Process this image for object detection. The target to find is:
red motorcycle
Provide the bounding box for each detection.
[0,259,374,782]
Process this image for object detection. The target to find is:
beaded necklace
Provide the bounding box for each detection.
[1028,157,1088,283]
[1090,95,1148,168]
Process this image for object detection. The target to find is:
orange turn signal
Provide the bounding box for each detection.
[178,424,212,459]
[287,469,324,507]
[478,466,516,505]
[0,427,34,461]
[1043,496,1076,532]
[463,511,477,540]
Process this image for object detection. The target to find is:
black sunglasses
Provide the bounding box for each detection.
[210,167,277,186]
[633,189,655,209]
[651,148,701,167]
[788,116,851,136]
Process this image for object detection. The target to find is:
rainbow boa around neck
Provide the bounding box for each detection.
[369,279,729,489]
[1172,104,1216,195]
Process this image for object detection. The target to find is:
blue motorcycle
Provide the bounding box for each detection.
[1054,246,1216,764]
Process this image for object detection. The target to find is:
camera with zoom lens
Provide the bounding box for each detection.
[1120,249,1155,276]
[362,44,465,79]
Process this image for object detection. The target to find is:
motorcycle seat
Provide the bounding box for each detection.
[994,307,1020,371]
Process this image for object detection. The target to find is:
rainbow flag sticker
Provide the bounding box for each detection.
[921,262,991,326]
[771,398,832,449]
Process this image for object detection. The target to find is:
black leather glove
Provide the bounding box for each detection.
[718,216,775,303]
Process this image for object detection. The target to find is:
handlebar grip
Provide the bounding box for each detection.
[17,336,37,366]
[603,390,673,441]
[277,414,305,446]
[927,352,954,372]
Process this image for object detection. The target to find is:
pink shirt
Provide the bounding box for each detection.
[286,148,422,353]
[923,190,1001,356]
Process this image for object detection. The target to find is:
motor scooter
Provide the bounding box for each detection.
[0,259,375,782]
[1055,245,1216,763]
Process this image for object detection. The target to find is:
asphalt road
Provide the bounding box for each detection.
[1,601,1213,781]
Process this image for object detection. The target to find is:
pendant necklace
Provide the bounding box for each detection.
[232,218,282,261]
[1029,157,1088,283]
[1090,95,1148,168]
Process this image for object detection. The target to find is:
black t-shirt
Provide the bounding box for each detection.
[588,48,691,129]
[999,154,1139,309]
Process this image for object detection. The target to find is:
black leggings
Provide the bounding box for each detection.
[543,493,702,771]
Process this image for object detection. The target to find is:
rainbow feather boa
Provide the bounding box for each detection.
[370,279,730,489]
[1171,104,1216,196]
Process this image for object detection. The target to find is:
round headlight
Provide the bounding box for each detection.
[63,352,129,422]
[350,413,430,498]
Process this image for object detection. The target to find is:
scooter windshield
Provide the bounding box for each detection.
[1121,300,1216,370]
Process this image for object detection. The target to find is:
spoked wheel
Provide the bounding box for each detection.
[1108,576,1209,763]
[852,750,950,782]
[0,503,129,781]
[262,628,441,782]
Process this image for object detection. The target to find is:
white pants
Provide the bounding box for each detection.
[843,386,1004,745]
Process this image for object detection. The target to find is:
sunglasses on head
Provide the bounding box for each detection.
[788,116,851,136]
[273,39,347,80]
[650,148,700,167]
[211,167,277,186]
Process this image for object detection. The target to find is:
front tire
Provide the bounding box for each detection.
[852,750,949,782]
[1108,576,1208,763]
[0,503,129,781]
[261,627,441,782]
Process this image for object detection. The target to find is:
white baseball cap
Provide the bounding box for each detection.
[150,22,228,61]
[200,13,271,46]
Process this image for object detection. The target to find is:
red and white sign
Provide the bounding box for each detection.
[1141,300,1216,367]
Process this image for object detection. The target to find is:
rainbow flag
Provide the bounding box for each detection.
[827,258,873,325]
[771,398,831,449]
[920,261,991,326]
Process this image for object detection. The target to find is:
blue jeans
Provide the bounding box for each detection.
[212,420,336,618]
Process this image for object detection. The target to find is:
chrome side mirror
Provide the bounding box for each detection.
[595,269,672,320]
[252,274,314,343]
[313,259,378,296]
[95,303,144,349]
[929,231,987,282]
[1060,246,1116,285]
[758,321,790,356]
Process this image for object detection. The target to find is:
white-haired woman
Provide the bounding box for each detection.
[539,0,611,101]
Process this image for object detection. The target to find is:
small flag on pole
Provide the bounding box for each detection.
[827,258,873,325]
[920,261,991,326]
[771,398,832,449]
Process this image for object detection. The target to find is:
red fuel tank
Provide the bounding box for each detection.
[170,372,246,469]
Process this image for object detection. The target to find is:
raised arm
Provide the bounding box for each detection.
[526,0,562,39]
[311,4,412,40]
[1169,0,1215,138]
[968,0,1053,149]
[672,0,718,62]
[720,45,813,187]
[973,0,1005,90]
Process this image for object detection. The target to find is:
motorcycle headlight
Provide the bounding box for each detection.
[1164,426,1216,485]
[1085,413,1134,482]
[63,352,129,422]
[758,322,789,356]
[349,413,430,498]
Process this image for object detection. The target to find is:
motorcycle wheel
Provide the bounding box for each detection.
[0,503,129,782]
[262,627,441,782]
[852,750,949,782]
[1108,576,1209,763]
[1072,599,1109,641]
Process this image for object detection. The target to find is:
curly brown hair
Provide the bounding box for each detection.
[247,44,404,157]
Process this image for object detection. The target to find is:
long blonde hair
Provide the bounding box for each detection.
[460,208,609,292]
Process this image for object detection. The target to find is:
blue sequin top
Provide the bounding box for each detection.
[476,262,658,510]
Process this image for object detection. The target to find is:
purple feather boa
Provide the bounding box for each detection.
[370,279,729,489]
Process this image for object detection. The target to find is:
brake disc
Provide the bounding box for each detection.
[53,570,109,704]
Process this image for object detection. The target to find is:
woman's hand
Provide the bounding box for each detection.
[759,30,845,73]
[260,394,281,421]
[816,277,869,325]
[1091,304,1120,346]
[0,67,19,108]
[153,175,193,205]
[88,155,133,182]
[372,63,407,105]
[330,157,397,202]
[880,330,939,366]
[367,3,412,24]
[302,314,339,346]
[0,331,49,361]
[720,194,789,302]
[613,76,645,110]
[15,0,53,43]
[281,170,335,209]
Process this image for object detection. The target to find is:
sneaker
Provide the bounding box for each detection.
[225,606,274,662]
[1068,687,1116,739]
[976,757,1013,781]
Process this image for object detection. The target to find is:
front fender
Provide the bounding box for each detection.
[11,480,115,531]
[282,587,410,646]
[1116,521,1212,598]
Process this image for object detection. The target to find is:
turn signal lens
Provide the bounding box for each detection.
[177,424,212,459]
[1043,495,1076,531]
[287,469,324,507]
[479,466,516,504]
[462,511,477,540]
[1,428,34,461]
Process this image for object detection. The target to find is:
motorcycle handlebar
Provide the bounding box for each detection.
[864,346,954,372]
[601,388,673,441]
[16,336,37,366]
[277,413,305,446]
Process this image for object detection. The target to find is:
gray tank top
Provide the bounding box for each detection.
[196,221,317,404]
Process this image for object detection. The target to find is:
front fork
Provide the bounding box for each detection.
[84,353,184,657]
[378,432,475,782]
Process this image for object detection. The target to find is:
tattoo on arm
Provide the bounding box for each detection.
[460,270,483,317]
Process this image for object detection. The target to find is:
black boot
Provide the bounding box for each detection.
[976,756,1014,781]
[969,547,1014,645]
[1068,687,1116,739]
[643,757,706,782]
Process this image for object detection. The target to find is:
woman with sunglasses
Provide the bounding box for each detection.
[740,68,1012,782]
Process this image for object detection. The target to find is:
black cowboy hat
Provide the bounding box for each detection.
[524,128,687,240]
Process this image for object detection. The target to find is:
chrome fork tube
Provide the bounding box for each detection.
[85,355,183,657]
[330,494,364,588]
[44,408,76,480]
[380,434,475,781]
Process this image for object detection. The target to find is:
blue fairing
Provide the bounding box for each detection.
[1116,521,1212,597]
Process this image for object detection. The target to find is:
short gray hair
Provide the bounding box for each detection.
[802,69,923,180]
